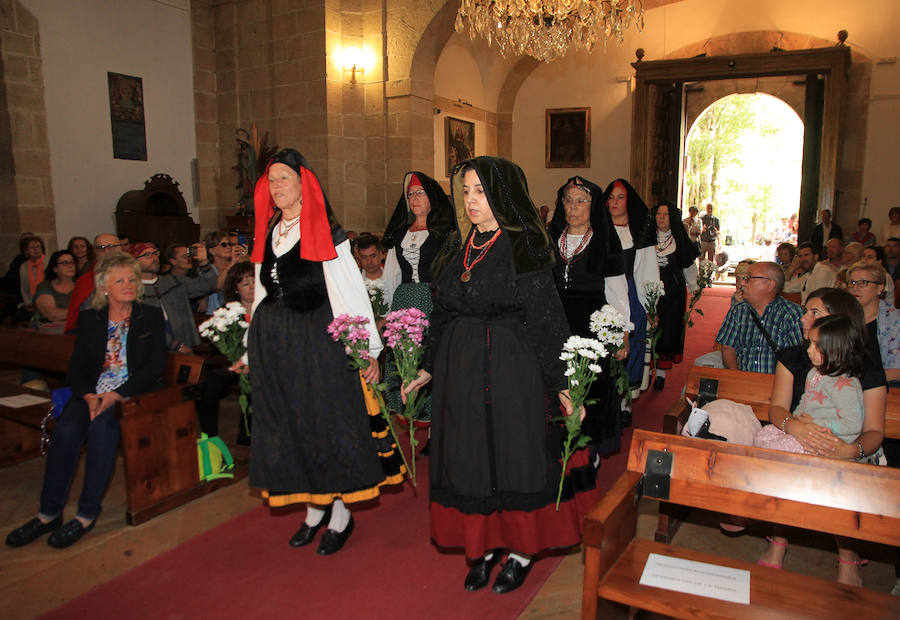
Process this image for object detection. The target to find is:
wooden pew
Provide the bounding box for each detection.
[0,327,245,525]
[657,365,900,544]
[582,430,900,620]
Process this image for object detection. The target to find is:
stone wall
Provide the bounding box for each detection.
[0,0,56,264]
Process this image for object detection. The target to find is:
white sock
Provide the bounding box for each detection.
[508,552,531,567]
[305,504,326,527]
[328,498,351,532]
[656,369,666,378]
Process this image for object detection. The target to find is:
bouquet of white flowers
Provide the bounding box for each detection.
[554,335,607,509]
[366,283,388,320]
[199,302,252,437]
[589,304,634,400]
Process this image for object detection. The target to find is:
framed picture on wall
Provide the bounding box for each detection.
[545,107,590,168]
[445,116,475,177]
[108,72,147,160]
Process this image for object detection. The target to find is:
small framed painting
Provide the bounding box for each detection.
[546,107,590,168]
[108,72,147,160]
[445,116,475,177]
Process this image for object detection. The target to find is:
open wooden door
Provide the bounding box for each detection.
[630,47,850,236]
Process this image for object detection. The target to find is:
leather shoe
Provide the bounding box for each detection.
[653,376,665,391]
[464,552,502,591]
[289,505,332,547]
[47,518,94,549]
[317,516,354,555]
[492,557,532,593]
[6,516,63,548]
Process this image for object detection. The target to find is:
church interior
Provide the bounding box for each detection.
[1,0,899,617]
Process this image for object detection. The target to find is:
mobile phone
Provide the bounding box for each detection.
[237,234,247,246]
[187,245,197,257]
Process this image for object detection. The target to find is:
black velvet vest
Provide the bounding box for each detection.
[396,229,439,284]
[260,235,328,314]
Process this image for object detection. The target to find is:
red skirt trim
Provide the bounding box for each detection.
[429,448,602,559]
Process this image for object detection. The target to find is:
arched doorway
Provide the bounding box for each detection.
[684,93,804,260]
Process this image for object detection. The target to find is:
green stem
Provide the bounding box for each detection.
[556,431,574,510]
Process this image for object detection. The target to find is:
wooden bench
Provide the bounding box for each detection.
[582,429,900,619]
[656,365,900,544]
[0,326,246,525]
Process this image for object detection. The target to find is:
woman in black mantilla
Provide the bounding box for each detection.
[381,172,455,423]
[603,179,661,419]
[651,201,699,390]
[548,176,631,455]
[241,149,404,556]
[404,157,601,594]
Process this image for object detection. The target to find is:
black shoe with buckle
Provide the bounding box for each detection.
[317,516,354,555]
[492,557,532,593]
[47,518,95,549]
[6,516,63,548]
[289,505,332,547]
[653,375,665,391]
[464,552,502,591]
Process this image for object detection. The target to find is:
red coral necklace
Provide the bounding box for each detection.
[461,228,502,282]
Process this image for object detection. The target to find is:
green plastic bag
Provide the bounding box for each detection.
[197,432,235,481]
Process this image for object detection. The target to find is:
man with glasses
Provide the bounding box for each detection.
[783,242,836,304]
[64,233,126,333]
[713,262,802,373]
[130,241,216,353]
[200,230,247,314]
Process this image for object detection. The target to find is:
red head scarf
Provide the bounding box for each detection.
[406,174,423,192]
[251,152,338,264]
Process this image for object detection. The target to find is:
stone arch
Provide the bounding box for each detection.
[384,0,459,205]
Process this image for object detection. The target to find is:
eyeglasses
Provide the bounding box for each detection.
[848,279,880,288]
[218,242,234,248]
[406,189,426,199]
[563,197,590,206]
[56,260,76,266]
[96,242,124,250]
[738,275,772,283]
[137,251,160,259]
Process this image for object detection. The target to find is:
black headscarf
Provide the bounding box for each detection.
[651,201,700,269]
[548,175,624,277]
[434,157,555,279]
[601,178,655,251]
[381,172,455,250]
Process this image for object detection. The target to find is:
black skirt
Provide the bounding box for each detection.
[248,297,403,505]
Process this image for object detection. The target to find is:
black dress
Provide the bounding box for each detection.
[426,230,601,558]
[248,234,404,506]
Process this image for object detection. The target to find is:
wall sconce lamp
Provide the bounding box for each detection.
[339,46,374,83]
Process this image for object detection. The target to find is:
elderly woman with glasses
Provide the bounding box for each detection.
[6,253,166,549]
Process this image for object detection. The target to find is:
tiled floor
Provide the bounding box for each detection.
[1,396,897,619]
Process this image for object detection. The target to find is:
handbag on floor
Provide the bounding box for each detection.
[197,432,235,481]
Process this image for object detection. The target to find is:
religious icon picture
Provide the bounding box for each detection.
[108,72,147,161]
[546,107,591,168]
[445,117,475,177]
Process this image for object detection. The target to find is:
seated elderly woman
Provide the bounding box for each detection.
[846,261,900,385]
[762,287,886,586]
[5,252,166,549]
[33,250,77,332]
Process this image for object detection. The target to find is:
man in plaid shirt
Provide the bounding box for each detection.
[716,261,803,373]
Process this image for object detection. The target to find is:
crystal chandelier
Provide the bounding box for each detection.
[454,0,644,63]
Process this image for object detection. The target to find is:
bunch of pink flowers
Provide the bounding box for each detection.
[326,314,372,370]
[382,308,430,486]
[327,314,412,484]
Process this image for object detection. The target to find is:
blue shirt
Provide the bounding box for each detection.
[716,296,803,374]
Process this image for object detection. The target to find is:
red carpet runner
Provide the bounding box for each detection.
[43,287,733,619]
